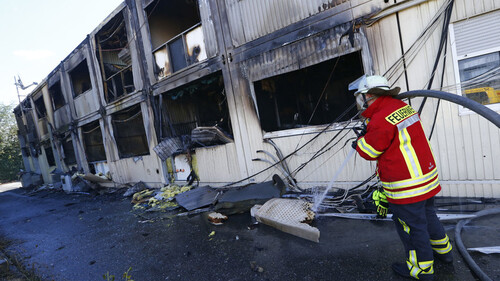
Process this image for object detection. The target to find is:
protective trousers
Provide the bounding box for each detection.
[390,197,452,279]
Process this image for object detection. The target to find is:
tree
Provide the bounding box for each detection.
[0,103,23,182]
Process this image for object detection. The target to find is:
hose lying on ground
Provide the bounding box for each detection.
[455,208,500,281]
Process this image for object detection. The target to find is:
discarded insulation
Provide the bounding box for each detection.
[251,198,320,243]
[132,185,192,211]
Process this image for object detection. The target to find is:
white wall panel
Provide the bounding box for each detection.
[74,91,100,119]
[199,0,218,58]
[195,143,241,184]
[109,155,163,186]
[224,0,351,46]
[453,0,500,21]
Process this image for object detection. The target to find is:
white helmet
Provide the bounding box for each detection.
[349,75,401,112]
[354,75,400,96]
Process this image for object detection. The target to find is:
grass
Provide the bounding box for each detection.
[0,237,44,281]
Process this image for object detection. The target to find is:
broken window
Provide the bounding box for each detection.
[146,0,206,79]
[82,120,106,162]
[49,81,66,110]
[44,145,56,167]
[69,59,92,96]
[160,71,232,146]
[34,96,47,118]
[254,51,364,132]
[62,136,77,165]
[111,104,149,158]
[95,12,135,103]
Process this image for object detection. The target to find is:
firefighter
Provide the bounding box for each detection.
[351,75,453,280]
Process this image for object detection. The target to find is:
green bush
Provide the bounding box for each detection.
[0,104,23,183]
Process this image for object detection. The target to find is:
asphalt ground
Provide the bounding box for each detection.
[0,183,499,281]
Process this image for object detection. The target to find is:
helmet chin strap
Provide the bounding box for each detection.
[356,93,376,111]
[364,94,376,108]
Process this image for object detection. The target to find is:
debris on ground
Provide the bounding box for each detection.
[214,181,282,215]
[131,184,192,212]
[250,261,264,273]
[123,181,149,197]
[70,176,93,193]
[208,231,215,240]
[0,258,8,272]
[251,198,320,243]
[26,183,62,195]
[175,185,219,211]
[207,212,228,225]
[132,189,155,204]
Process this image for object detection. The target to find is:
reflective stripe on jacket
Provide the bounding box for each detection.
[355,96,441,204]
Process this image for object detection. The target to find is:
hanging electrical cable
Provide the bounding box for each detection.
[384,0,452,82]
[428,30,448,140]
[223,102,358,188]
[290,119,356,177]
[417,0,455,115]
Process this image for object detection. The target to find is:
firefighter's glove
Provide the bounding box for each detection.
[372,189,389,218]
[351,140,358,149]
[352,126,367,138]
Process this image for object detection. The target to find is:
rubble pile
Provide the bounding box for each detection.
[126,176,325,241]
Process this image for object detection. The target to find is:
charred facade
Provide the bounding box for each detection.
[14,0,500,197]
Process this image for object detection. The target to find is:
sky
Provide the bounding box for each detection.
[0,0,124,106]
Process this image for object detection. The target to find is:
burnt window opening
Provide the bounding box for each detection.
[44,145,56,167]
[22,99,32,109]
[49,81,66,110]
[34,96,47,118]
[14,108,27,136]
[62,136,77,165]
[112,104,150,158]
[147,0,206,79]
[95,12,135,103]
[82,120,106,163]
[254,51,364,132]
[160,72,232,146]
[69,59,92,96]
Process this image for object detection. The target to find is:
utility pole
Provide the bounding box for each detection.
[14,76,38,175]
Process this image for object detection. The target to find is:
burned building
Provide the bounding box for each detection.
[14,0,500,198]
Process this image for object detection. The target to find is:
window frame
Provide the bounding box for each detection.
[69,59,93,97]
[450,24,500,116]
[251,51,367,138]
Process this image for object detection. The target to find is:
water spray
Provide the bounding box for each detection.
[312,147,357,213]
